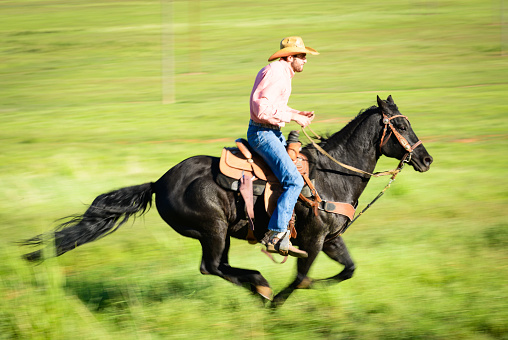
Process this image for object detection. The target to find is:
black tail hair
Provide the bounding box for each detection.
[21,182,154,262]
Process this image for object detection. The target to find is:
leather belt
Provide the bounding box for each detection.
[249,119,281,131]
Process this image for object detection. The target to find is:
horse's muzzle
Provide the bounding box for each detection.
[411,153,433,172]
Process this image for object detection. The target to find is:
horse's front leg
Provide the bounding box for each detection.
[271,235,324,307]
[317,235,356,285]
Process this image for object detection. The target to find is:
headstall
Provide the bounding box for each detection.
[379,113,422,161]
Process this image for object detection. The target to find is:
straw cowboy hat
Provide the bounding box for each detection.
[268,36,319,61]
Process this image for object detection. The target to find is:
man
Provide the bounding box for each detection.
[247,36,319,258]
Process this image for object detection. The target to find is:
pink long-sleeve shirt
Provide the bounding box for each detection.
[250,60,299,127]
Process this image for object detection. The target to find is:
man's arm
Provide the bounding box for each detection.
[291,110,314,128]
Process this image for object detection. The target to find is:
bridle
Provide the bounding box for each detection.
[379,113,422,162]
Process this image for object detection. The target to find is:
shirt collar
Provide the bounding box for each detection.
[279,59,295,78]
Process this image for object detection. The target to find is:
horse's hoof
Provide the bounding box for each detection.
[296,277,313,289]
[256,285,273,300]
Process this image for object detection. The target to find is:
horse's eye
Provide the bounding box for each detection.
[398,125,407,131]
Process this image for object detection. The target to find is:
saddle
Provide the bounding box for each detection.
[217,131,356,244]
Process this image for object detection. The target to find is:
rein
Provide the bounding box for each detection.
[301,126,398,178]
[301,112,422,239]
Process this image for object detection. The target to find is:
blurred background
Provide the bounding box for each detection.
[1,0,507,339]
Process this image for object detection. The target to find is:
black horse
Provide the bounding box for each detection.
[22,96,433,306]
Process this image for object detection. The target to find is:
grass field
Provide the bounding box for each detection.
[1,0,508,339]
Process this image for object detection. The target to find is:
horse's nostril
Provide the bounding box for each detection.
[424,156,434,167]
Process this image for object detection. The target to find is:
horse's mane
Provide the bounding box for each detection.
[305,105,380,152]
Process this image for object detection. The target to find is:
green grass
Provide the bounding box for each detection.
[1,0,508,339]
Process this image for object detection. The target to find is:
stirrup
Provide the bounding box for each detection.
[262,231,308,258]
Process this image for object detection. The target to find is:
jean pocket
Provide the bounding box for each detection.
[247,129,264,149]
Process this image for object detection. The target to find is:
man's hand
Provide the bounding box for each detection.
[291,111,315,128]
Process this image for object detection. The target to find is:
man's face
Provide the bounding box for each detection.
[289,53,307,73]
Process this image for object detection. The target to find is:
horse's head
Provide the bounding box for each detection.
[376,95,433,172]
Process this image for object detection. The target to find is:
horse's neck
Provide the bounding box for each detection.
[330,115,380,171]
[312,113,381,202]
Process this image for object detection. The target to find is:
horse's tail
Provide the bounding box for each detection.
[21,182,154,262]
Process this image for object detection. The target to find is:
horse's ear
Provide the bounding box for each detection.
[387,95,394,104]
[377,95,386,110]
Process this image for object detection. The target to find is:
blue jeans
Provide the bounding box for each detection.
[247,124,304,233]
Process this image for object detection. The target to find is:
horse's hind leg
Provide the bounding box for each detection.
[319,235,356,284]
[199,227,272,300]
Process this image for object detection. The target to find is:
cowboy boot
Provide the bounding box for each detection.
[262,230,308,258]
